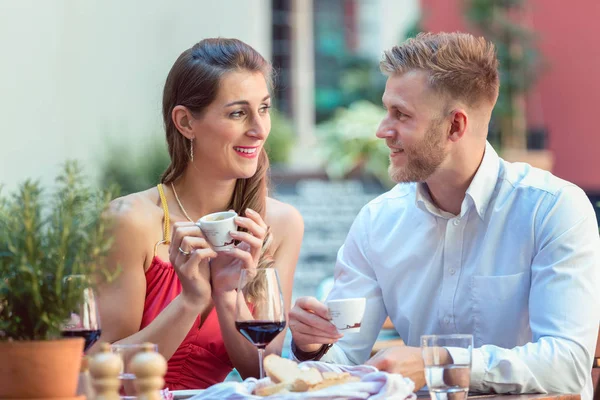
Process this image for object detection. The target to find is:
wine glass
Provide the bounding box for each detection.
[235,268,286,379]
[60,274,101,353]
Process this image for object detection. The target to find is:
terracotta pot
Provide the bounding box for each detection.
[0,337,84,399]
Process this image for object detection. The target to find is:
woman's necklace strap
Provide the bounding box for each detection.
[171,182,194,223]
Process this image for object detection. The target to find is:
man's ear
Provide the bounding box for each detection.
[448,109,467,142]
[172,105,195,139]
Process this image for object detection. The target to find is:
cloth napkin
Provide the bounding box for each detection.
[189,361,416,400]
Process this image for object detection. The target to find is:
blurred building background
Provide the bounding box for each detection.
[422,0,600,195]
[1,0,599,302]
[0,0,272,191]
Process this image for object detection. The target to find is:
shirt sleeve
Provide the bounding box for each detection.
[317,205,389,365]
[468,185,600,395]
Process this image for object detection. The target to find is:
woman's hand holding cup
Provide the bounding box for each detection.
[169,221,217,308]
[198,208,268,297]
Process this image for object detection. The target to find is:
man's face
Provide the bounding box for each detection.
[376,70,449,183]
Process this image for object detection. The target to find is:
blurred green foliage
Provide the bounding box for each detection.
[314,20,429,188]
[318,101,392,188]
[99,136,170,197]
[315,54,387,123]
[266,109,295,166]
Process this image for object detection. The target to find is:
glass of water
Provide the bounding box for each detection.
[421,334,473,400]
[111,343,159,399]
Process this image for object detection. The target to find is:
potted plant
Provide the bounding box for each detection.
[0,161,117,399]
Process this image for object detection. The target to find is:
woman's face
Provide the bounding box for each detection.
[190,70,271,180]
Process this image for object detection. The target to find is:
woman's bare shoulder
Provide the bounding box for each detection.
[265,197,301,221]
[265,197,304,249]
[107,188,162,237]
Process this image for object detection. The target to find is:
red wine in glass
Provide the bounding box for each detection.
[61,329,102,352]
[235,321,285,349]
[235,268,286,379]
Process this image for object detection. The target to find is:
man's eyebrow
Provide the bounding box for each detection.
[224,95,271,107]
[382,97,411,111]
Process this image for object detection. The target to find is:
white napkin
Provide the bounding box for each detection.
[189,361,416,400]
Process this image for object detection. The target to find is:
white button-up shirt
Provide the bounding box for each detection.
[318,143,600,399]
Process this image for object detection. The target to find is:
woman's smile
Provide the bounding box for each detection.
[233,146,259,158]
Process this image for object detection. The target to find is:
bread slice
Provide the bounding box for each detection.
[254,382,290,397]
[308,375,361,391]
[264,354,305,383]
[290,368,324,392]
[259,355,361,395]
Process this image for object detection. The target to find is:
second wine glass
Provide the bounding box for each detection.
[234,268,286,379]
[60,274,101,353]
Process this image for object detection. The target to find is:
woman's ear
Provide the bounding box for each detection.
[172,105,195,139]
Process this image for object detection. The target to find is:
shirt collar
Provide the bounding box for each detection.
[415,182,455,219]
[415,141,500,220]
[465,141,500,219]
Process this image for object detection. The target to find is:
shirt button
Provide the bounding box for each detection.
[453,219,460,226]
[449,268,456,275]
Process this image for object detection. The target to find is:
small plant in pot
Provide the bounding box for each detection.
[0,161,117,399]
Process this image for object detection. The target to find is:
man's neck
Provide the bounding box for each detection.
[425,144,486,216]
[171,165,237,221]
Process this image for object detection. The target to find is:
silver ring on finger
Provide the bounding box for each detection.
[178,246,191,256]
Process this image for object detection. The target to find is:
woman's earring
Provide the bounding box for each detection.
[190,138,194,162]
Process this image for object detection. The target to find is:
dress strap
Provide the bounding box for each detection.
[154,183,171,257]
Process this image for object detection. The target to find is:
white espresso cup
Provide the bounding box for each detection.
[326,297,366,333]
[196,211,238,251]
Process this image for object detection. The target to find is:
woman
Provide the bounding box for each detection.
[96,38,304,390]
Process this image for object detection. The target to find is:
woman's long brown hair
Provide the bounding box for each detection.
[161,38,275,276]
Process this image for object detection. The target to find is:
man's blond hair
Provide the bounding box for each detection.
[380,32,499,106]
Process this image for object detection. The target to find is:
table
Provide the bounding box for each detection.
[417,393,580,400]
[371,337,404,356]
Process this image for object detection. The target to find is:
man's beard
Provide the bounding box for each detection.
[388,120,447,183]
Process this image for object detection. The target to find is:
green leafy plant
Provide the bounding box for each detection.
[318,100,392,187]
[315,53,387,123]
[266,109,295,166]
[0,161,117,341]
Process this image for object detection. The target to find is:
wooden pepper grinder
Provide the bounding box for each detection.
[130,343,167,400]
[76,355,95,400]
[89,343,123,400]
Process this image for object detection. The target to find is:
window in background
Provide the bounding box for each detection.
[313,0,355,122]
[313,0,385,124]
[271,0,293,119]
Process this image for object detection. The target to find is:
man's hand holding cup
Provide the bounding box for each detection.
[289,296,366,355]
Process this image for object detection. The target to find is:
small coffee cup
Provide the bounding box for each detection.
[196,211,238,251]
[326,297,366,333]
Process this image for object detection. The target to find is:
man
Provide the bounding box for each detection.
[288,32,600,399]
